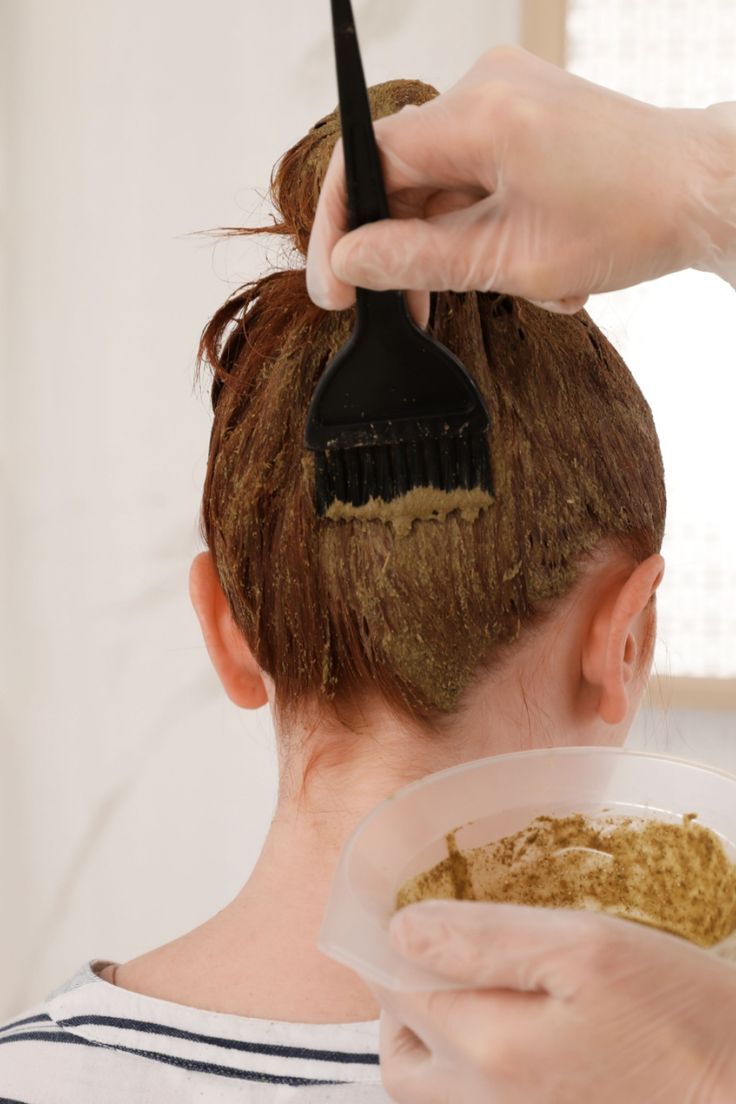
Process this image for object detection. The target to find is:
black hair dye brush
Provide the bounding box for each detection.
[304,0,493,519]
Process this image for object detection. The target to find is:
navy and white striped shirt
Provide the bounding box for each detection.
[0,960,388,1102]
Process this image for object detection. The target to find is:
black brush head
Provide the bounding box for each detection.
[311,429,493,516]
[305,289,492,514]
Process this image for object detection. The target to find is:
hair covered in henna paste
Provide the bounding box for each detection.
[194,79,665,731]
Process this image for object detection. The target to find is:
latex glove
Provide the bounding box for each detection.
[375,900,736,1104]
[306,46,736,321]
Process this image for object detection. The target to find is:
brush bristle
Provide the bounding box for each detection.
[313,430,492,516]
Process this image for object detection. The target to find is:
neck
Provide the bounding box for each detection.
[174,673,567,1024]
[187,713,481,1024]
[115,637,591,1023]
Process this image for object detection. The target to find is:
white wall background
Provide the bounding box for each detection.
[0,0,526,1019]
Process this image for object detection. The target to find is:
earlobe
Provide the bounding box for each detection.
[189,551,269,710]
[582,554,664,726]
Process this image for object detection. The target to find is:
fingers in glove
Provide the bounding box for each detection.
[324,199,501,294]
[389,900,631,998]
[324,197,588,304]
[306,99,491,310]
[378,983,549,1075]
[380,1008,471,1104]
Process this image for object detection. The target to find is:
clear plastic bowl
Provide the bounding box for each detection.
[319,746,736,991]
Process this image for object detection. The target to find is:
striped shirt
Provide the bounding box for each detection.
[0,959,389,1102]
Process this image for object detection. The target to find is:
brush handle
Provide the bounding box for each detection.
[330,0,390,229]
[330,0,414,326]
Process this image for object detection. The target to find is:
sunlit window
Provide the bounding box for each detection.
[566,0,736,677]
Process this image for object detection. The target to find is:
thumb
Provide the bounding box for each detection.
[390,900,605,997]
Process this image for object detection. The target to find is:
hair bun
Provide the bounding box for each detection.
[271,78,439,257]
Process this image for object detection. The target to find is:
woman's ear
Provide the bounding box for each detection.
[188,551,269,709]
[581,554,665,725]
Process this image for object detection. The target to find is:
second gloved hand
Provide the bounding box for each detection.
[375,900,736,1104]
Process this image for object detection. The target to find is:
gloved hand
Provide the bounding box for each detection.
[375,899,736,1104]
[306,46,736,319]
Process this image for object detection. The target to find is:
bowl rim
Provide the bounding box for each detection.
[339,744,736,867]
[321,746,736,991]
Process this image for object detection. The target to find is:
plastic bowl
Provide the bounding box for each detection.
[319,746,736,991]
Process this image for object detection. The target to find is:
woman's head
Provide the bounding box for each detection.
[191,79,665,748]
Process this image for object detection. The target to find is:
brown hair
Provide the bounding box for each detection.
[194,79,666,731]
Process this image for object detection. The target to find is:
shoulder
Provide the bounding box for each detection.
[0,961,122,1102]
[97,962,116,985]
[0,959,386,1102]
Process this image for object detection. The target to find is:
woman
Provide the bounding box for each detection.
[0,77,667,1102]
